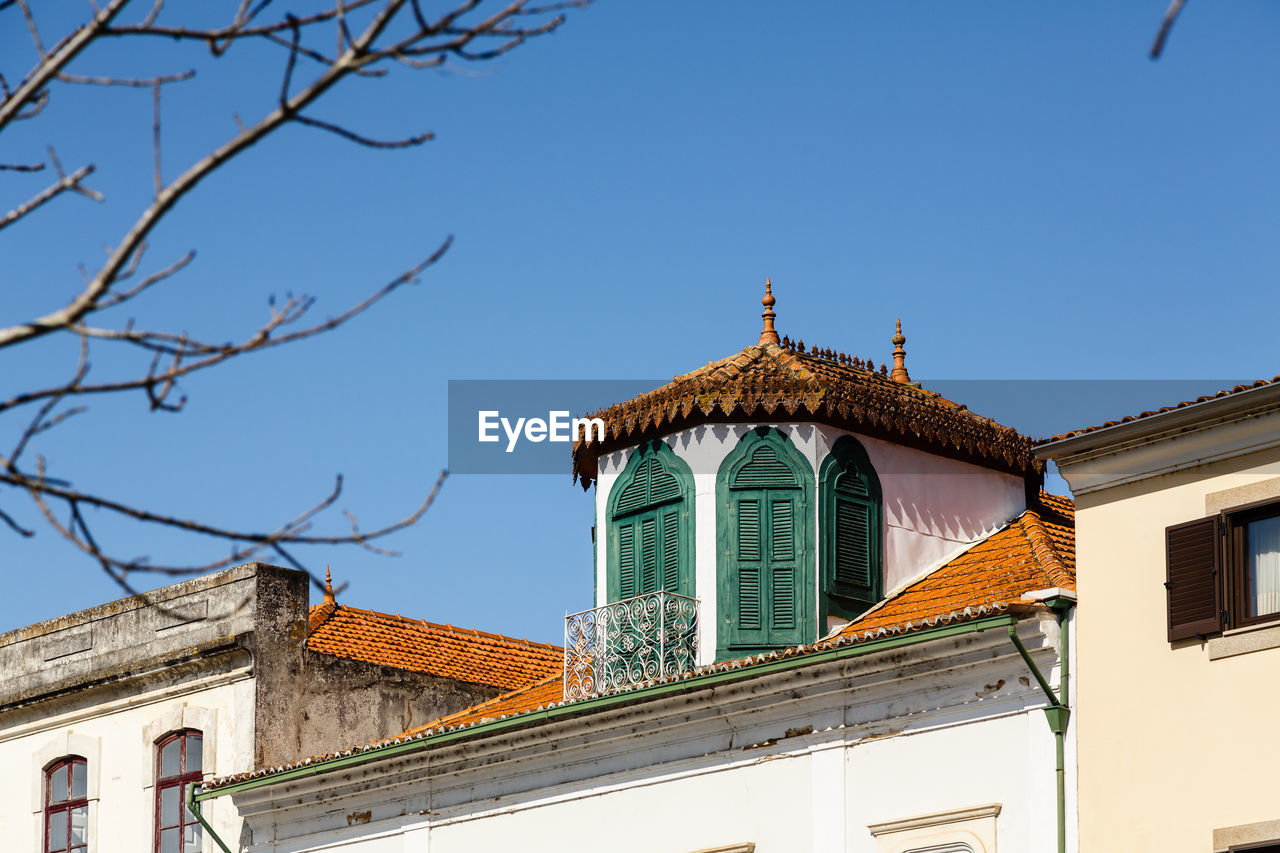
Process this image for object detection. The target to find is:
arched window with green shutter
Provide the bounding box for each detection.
[607,440,695,602]
[819,435,883,623]
[716,427,815,659]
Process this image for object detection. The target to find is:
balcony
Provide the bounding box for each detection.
[564,591,700,701]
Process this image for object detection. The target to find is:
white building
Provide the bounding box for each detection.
[0,562,561,853]
[198,290,1081,853]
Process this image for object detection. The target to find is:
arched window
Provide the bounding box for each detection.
[819,435,883,622]
[716,428,814,659]
[154,730,203,853]
[44,757,88,853]
[607,440,695,601]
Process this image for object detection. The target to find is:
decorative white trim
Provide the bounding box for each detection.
[868,804,1000,853]
[29,732,101,812]
[869,804,1002,836]
[29,732,101,853]
[140,705,217,789]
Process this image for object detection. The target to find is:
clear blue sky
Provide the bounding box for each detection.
[3,1,1278,642]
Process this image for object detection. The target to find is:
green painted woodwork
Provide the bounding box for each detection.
[819,435,883,623]
[606,440,695,602]
[716,427,815,659]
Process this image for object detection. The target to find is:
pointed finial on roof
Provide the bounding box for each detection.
[323,565,335,604]
[759,278,780,345]
[890,318,910,384]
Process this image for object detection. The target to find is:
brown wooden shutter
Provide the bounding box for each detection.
[1166,517,1222,641]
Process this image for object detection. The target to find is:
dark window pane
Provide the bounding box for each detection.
[160,826,179,853]
[48,764,68,803]
[185,735,202,773]
[47,810,67,851]
[69,805,87,846]
[161,738,180,778]
[185,821,203,849]
[160,784,179,827]
[70,762,86,800]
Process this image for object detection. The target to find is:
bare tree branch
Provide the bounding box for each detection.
[1151,0,1187,59]
[0,0,588,592]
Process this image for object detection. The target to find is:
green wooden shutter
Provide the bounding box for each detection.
[834,496,872,589]
[717,429,814,658]
[619,524,636,599]
[639,516,658,594]
[770,498,797,630]
[735,446,799,489]
[662,509,680,592]
[737,499,762,629]
[608,442,695,603]
[819,437,883,623]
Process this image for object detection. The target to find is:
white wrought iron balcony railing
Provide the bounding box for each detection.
[563,591,700,701]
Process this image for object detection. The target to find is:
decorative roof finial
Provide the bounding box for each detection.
[890,318,910,384]
[759,278,780,345]
[323,565,335,604]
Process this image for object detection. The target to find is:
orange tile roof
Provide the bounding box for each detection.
[834,491,1074,640]
[1043,375,1280,442]
[571,339,1042,489]
[208,494,1074,790]
[307,602,563,691]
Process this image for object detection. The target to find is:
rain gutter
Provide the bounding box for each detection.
[1007,599,1073,853]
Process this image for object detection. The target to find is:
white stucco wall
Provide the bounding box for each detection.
[232,618,1075,853]
[593,423,1027,657]
[0,670,254,853]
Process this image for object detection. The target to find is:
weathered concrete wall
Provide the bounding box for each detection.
[0,562,265,716]
[245,568,508,766]
[288,653,504,765]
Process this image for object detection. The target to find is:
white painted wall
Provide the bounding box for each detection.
[594,423,1027,658]
[233,618,1073,853]
[0,669,254,853]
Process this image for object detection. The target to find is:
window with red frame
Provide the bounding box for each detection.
[154,731,203,853]
[44,756,88,853]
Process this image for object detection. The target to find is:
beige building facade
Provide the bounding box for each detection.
[1040,381,1280,853]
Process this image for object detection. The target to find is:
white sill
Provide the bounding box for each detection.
[1207,620,1280,661]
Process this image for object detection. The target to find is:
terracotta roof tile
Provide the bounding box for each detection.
[1043,375,1280,442]
[307,603,563,691]
[572,340,1041,488]
[835,491,1075,639]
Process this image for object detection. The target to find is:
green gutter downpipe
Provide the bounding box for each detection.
[187,782,233,853]
[191,614,1019,851]
[1007,599,1072,853]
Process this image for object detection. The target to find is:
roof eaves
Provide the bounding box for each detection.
[1037,378,1280,455]
[198,610,1021,798]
